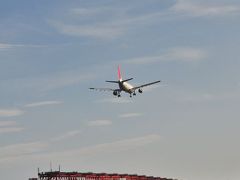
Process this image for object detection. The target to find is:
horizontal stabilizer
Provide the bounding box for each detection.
[106,80,119,83]
[89,87,116,91]
[122,78,133,82]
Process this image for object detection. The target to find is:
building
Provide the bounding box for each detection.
[29,171,177,180]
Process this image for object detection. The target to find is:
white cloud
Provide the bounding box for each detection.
[0,121,17,127]
[70,7,125,17]
[38,71,95,91]
[87,120,112,127]
[0,121,24,134]
[38,134,161,159]
[4,70,95,93]
[49,1,240,40]
[0,43,24,50]
[124,47,206,65]
[50,21,125,39]
[0,43,47,50]
[95,97,132,104]
[120,113,142,118]
[0,127,24,134]
[25,101,63,108]
[164,47,206,62]
[179,93,215,103]
[123,55,162,65]
[49,6,129,39]
[66,134,161,155]
[0,130,80,161]
[0,141,48,161]
[49,5,165,40]
[0,109,24,117]
[0,134,161,164]
[70,7,104,16]
[50,130,81,142]
[179,91,240,103]
[172,0,240,17]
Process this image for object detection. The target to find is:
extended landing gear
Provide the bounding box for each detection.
[113,90,121,97]
[130,92,136,98]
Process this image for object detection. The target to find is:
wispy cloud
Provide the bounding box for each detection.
[87,120,112,127]
[49,6,128,39]
[95,97,132,104]
[164,47,207,62]
[49,5,164,40]
[0,134,161,163]
[0,43,47,50]
[119,113,142,118]
[35,71,95,92]
[66,134,161,155]
[2,69,95,93]
[0,109,24,117]
[39,134,161,159]
[0,121,17,127]
[179,91,240,103]
[70,7,125,17]
[0,120,24,134]
[124,47,206,65]
[51,21,125,39]
[70,7,102,16]
[180,93,215,103]
[0,141,48,162]
[0,43,24,50]
[0,130,81,162]
[0,127,24,134]
[50,130,81,142]
[24,101,63,108]
[172,0,240,17]
[49,1,240,40]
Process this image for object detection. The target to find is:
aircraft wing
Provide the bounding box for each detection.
[131,80,161,91]
[89,88,120,92]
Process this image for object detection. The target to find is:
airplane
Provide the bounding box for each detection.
[89,66,160,97]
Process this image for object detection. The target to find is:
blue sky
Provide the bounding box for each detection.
[0,0,240,180]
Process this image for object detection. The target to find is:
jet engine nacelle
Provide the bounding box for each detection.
[138,89,143,93]
[113,90,118,96]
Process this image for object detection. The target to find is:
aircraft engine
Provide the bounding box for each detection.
[138,89,143,93]
[113,90,118,96]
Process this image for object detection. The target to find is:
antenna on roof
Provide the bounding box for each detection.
[50,161,52,172]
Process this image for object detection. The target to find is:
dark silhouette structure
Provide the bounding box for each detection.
[29,171,177,180]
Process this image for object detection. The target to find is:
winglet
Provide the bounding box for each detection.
[118,65,122,81]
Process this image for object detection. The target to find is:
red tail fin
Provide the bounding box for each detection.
[118,65,122,80]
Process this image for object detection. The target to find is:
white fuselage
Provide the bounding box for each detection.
[119,80,134,94]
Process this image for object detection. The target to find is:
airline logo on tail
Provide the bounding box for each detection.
[118,65,122,81]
